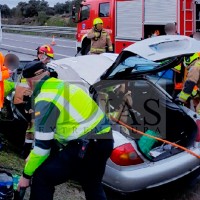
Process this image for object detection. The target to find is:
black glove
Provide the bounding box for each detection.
[174,97,185,105]
[174,97,190,108]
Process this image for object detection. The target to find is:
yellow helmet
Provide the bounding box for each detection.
[184,52,200,67]
[93,18,103,26]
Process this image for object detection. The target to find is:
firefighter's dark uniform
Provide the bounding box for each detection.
[179,53,200,113]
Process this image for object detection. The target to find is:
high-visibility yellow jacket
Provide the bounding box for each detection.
[23,76,112,178]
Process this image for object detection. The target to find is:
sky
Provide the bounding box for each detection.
[4,0,67,8]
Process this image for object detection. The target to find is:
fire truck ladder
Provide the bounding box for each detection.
[183,0,194,35]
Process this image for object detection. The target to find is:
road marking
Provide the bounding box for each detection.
[1,44,35,52]
[0,44,71,57]
[3,37,76,49]
[3,33,76,43]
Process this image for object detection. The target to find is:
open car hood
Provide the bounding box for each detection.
[101,35,200,80]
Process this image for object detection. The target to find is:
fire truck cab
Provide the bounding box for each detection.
[73,0,200,54]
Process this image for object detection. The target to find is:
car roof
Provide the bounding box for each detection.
[124,35,200,61]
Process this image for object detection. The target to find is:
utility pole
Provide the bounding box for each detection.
[0,10,2,43]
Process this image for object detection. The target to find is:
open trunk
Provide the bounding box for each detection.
[95,78,198,162]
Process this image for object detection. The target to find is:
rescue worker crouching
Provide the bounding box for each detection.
[87,17,113,54]
[18,61,114,200]
[178,52,200,113]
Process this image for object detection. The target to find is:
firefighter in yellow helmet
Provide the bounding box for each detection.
[87,17,113,54]
[178,52,200,113]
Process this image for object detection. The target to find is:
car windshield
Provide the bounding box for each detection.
[108,56,160,78]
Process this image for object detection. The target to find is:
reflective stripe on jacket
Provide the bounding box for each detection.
[180,60,200,101]
[87,28,113,54]
[4,80,15,97]
[35,78,110,141]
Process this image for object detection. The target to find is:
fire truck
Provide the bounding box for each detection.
[72,0,200,55]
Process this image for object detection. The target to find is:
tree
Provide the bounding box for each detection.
[54,3,66,14]
[46,7,55,16]
[0,4,11,18]
[37,11,49,25]
[28,0,49,12]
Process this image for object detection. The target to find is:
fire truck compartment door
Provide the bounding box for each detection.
[144,0,177,25]
[115,0,142,40]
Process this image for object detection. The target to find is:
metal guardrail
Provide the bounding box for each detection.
[2,24,77,36]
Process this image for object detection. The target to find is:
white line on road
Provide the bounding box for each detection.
[3,33,76,43]
[3,37,76,49]
[0,44,71,58]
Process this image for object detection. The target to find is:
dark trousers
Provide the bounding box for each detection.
[30,139,114,200]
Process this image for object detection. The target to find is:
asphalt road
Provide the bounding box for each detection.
[0,32,77,60]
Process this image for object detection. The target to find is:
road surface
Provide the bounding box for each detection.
[0,32,77,60]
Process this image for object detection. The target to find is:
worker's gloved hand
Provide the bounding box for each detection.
[174,97,185,105]
[174,96,190,108]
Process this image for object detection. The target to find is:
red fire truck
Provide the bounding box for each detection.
[72,0,200,54]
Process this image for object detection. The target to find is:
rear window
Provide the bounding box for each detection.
[108,56,159,78]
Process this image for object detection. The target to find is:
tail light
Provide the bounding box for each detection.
[110,143,144,166]
[195,119,200,142]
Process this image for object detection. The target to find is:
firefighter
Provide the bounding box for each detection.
[193,32,200,40]
[87,17,113,54]
[22,45,58,158]
[165,23,181,95]
[172,33,200,97]
[36,44,58,78]
[17,61,113,200]
[108,84,133,124]
[178,52,200,113]
[151,29,160,37]
[35,44,54,64]
[164,23,178,35]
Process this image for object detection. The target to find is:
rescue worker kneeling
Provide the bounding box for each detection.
[178,52,200,113]
[17,61,113,200]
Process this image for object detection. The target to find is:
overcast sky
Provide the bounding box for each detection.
[4,0,67,8]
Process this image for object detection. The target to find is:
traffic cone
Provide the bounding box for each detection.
[51,35,56,46]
